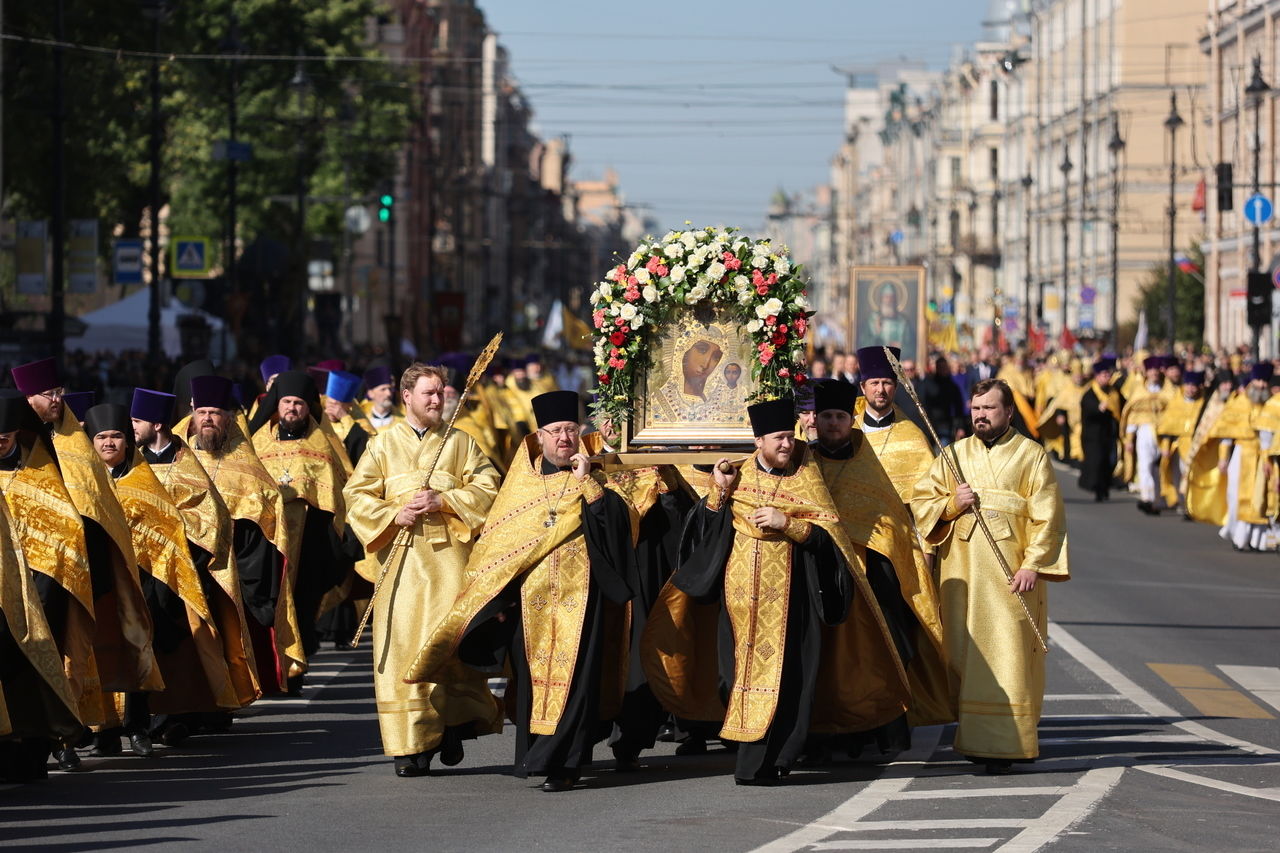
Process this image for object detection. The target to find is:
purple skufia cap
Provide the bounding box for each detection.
[315,358,346,372]
[363,365,393,391]
[1093,357,1117,374]
[325,370,361,404]
[1143,356,1162,371]
[1250,362,1275,382]
[131,388,176,425]
[855,346,901,381]
[63,391,95,421]
[260,355,291,383]
[1182,371,1205,386]
[9,357,61,396]
[190,375,234,410]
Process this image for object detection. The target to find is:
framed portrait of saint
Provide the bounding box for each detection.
[850,266,926,366]
[629,303,758,446]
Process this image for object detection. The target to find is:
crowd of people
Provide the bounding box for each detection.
[1,338,1072,792]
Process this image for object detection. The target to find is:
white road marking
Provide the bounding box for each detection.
[1043,694,1123,701]
[1217,665,1280,714]
[994,767,1125,853]
[890,786,1076,800]
[1133,765,1280,803]
[831,819,1030,831]
[811,840,1000,850]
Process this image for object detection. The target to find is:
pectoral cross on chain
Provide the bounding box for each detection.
[279,470,294,486]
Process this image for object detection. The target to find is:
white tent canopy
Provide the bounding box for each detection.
[66,288,226,358]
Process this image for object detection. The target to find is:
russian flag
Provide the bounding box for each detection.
[1175,253,1201,274]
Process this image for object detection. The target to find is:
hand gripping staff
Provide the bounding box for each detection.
[881,346,1049,654]
[350,333,504,648]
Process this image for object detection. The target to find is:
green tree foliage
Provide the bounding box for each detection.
[1133,243,1205,349]
[3,1,412,348]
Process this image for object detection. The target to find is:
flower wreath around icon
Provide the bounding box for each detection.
[588,225,812,430]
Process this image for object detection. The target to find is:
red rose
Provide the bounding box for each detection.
[610,331,626,346]
[778,367,790,378]
[766,315,777,326]
[755,283,770,296]
[598,373,609,383]
[795,372,807,385]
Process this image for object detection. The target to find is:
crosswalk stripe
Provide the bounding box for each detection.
[811,841,1000,850]
[1147,663,1274,720]
[1217,665,1280,714]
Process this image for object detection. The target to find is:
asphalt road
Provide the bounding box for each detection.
[4,470,1279,852]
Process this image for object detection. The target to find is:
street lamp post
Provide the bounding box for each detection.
[1060,144,1073,342]
[1108,115,1126,352]
[141,0,168,367]
[1164,92,1184,350]
[220,12,243,362]
[1246,56,1271,360]
[290,60,312,356]
[1021,172,1033,348]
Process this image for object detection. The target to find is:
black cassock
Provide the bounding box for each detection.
[457,461,633,780]
[1078,386,1121,498]
[671,469,853,783]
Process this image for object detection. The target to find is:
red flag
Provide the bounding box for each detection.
[1191,178,1206,213]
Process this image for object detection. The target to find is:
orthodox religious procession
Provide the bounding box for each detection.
[2,1,1279,851]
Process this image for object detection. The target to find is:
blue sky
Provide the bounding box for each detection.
[482,0,992,234]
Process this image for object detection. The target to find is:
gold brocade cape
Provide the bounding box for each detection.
[911,430,1069,760]
[814,437,953,728]
[0,496,82,740]
[51,408,162,697]
[854,413,934,504]
[343,420,504,756]
[1181,393,1232,524]
[643,445,910,742]
[1119,383,1174,483]
[181,415,304,685]
[1,438,101,721]
[110,454,239,715]
[151,440,261,707]
[404,435,611,736]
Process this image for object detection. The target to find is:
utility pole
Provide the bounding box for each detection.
[50,0,66,366]
[1060,144,1073,343]
[1022,172,1033,348]
[222,12,242,362]
[1108,114,1126,352]
[144,0,165,367]
[1164,92,1184,350]
[1246,56,1271,360]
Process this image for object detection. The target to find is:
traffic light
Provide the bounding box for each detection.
[1247,271,1271,328]
[378,191,394,223]
[1216,163,1234,212]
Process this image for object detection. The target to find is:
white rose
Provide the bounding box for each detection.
[597,282,613,301]
[670,265,687,283]
[604,268,618,281]
[628,252,643,270]
[732,239,747,253]
[752,254,770,270]
[738,290,753,305]
[733,274,749,288]
[642,284,658,302]
[774,257,791,275]
[632,314,645,328]
[794,293,810,310]
[619,303,638,321]
[706,261,726,281]
[747,318,764,333]
[665,243,685,258]
[680,232,697,250]
[691,284,709,300]
[755,297,783,319]
[609,303,622,317]
[634,267,651,284]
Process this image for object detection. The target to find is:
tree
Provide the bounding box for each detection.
[1133,243,1205,350]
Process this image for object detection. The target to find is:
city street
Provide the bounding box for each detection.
[3,467,1278,852]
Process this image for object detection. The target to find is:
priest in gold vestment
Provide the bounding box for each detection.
[0,493,82,784]
[1217,364,1273,551]
[645,397,908,786]
[853,347,934,505]
[912,379,1069,774]
[183,375,298,695]
[1156,371,1206,514]
[1120,356,1175,514]
[344,363,503,778]
[405,390,635,792]
[809,379,952,751]
[84,404,234,755]
[1182,372,1237,526]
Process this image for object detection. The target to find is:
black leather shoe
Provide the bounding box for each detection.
[128,733,155,757]
[394,756,428,777]
[541,776,576,792]
[93,735,122,756]
[439,733,464,767]
[159,722,190,747]
[53,748,83,772]
[985,759,1013,775]
[611,745,641,772]
[675,737,707,756]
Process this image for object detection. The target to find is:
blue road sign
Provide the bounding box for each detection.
[1244,193,1273,226]
[889,229,905,244]
[112,238,144,285]
[172,237,212,278]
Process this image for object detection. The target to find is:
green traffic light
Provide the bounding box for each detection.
[378,207,391,223]
[380,194,394,207]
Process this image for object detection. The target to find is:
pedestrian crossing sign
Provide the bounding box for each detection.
[171,236,212,278]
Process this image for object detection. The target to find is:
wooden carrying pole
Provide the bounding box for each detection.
[350,332,503,648]
[882,346,1049,653]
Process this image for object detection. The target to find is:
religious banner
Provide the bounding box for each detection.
[850,265,927,365]
[590,226,809,448]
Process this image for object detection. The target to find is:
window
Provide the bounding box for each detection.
[950,157,962,187]
[990,79,999,121]
[990,147,999,181]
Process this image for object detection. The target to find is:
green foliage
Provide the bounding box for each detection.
[1133,243,1205,349]
[3,1,412,320]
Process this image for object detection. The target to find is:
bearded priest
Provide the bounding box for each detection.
[343,363,503,778]
[911,379,1069,775]
[647,397,908,787]
[403,389,635,792]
